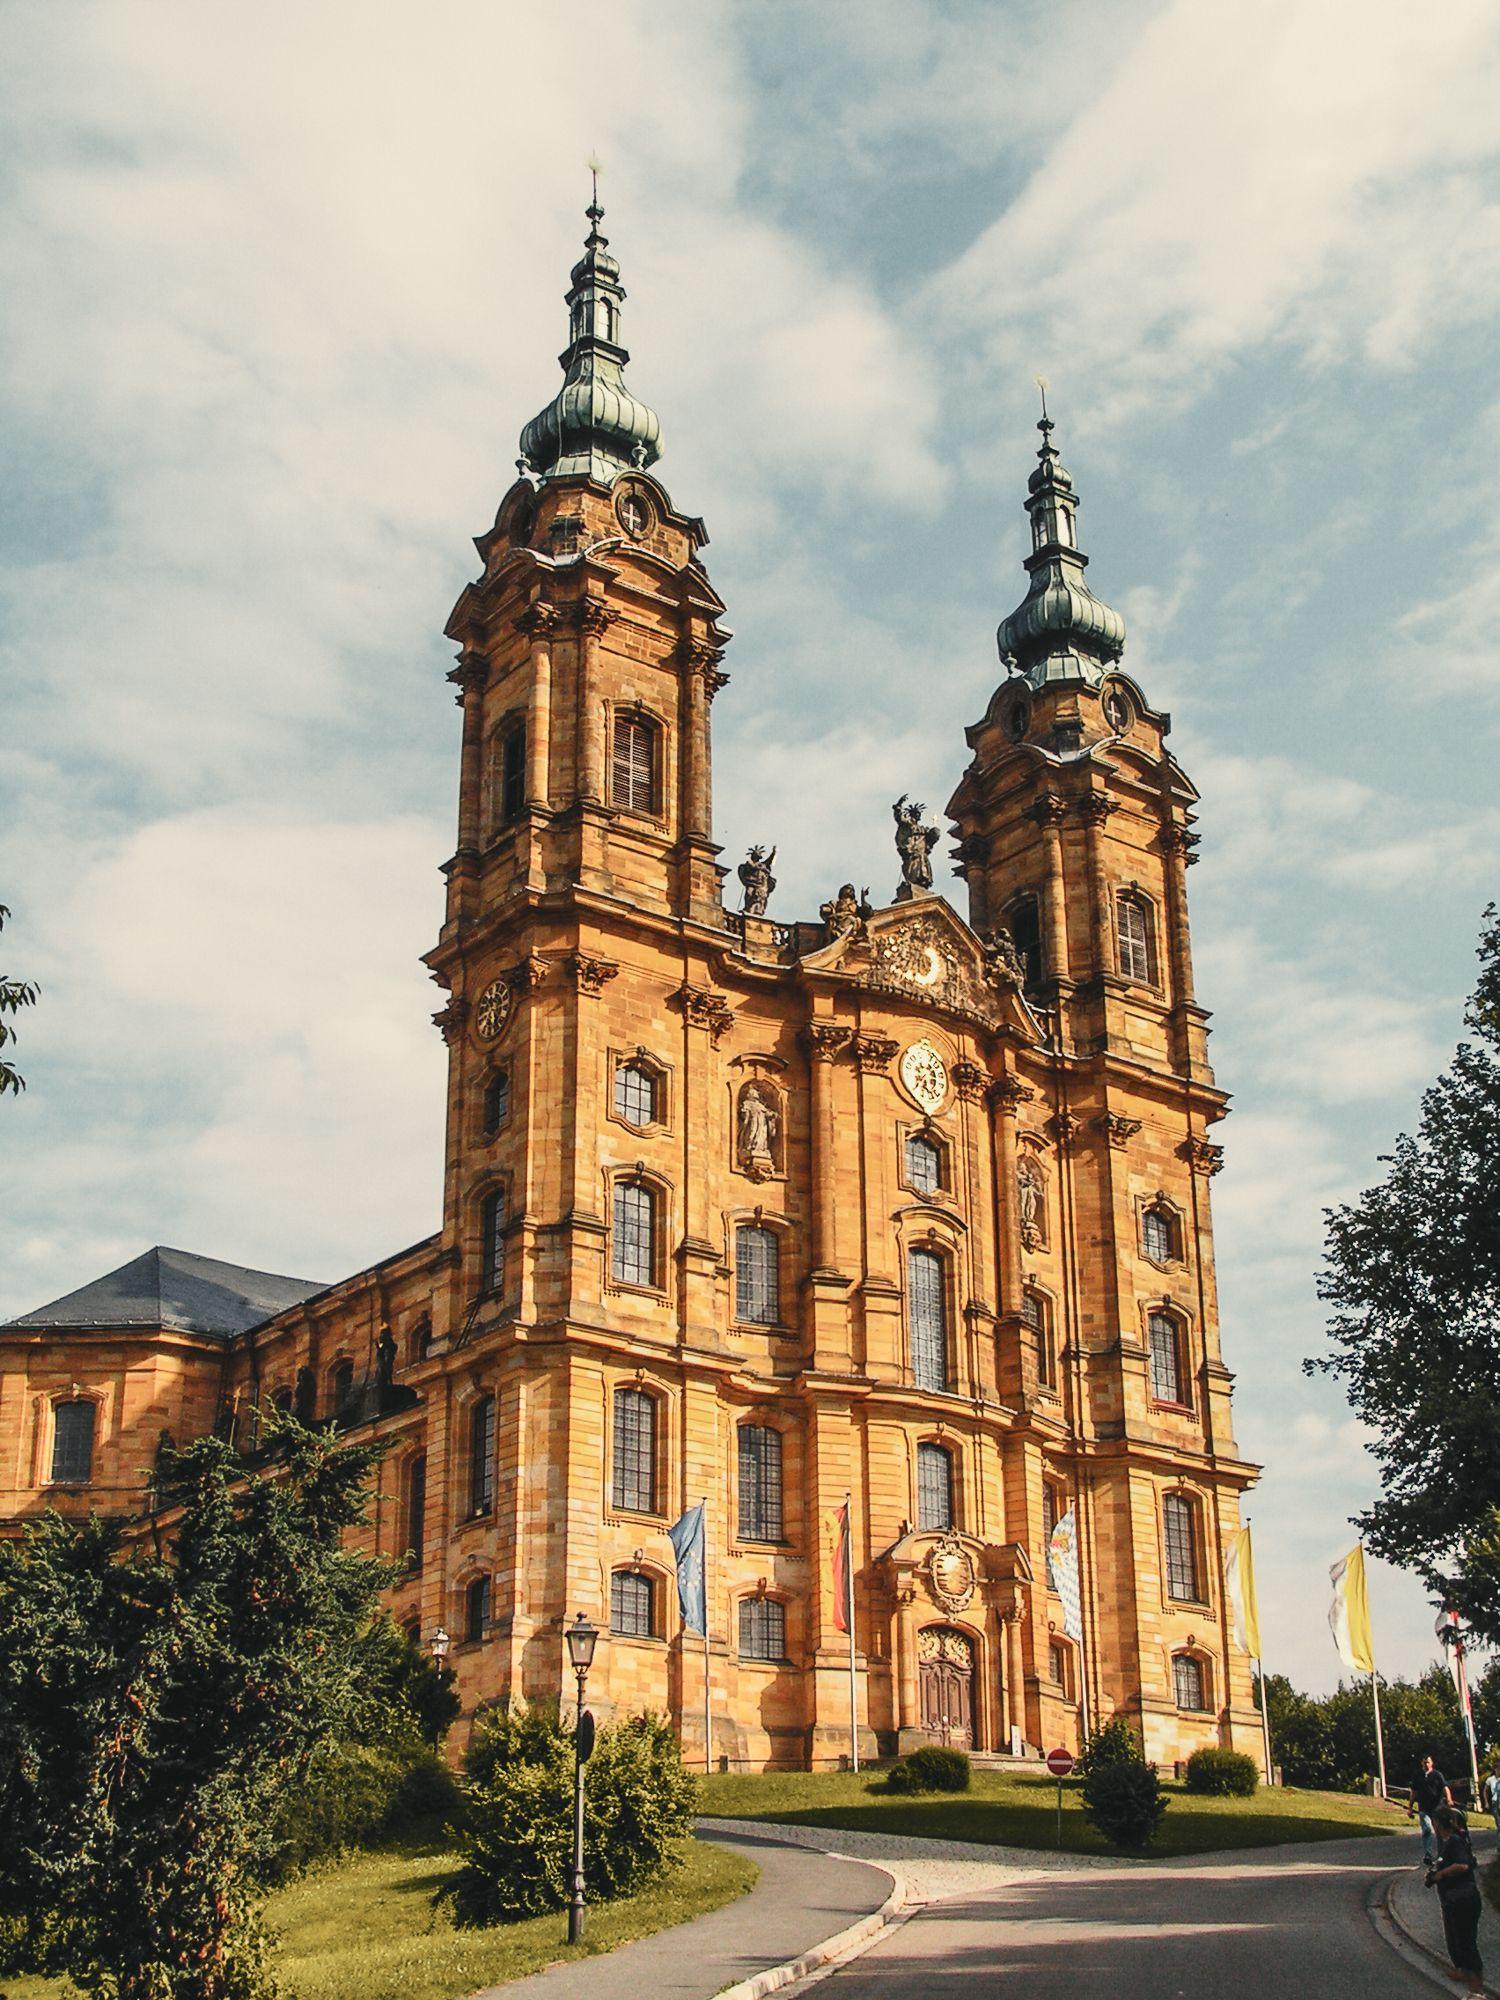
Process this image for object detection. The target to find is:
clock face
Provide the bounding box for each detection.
[899,1039,949,1115]
[476,979,512,1041]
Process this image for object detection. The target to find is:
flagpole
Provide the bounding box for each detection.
[844,1489,858,1774]
[702,1496,711,1777]
[1370,1667,1388,1800]
[1455,1630,1481,1802]
[1245,1523,1274,1785]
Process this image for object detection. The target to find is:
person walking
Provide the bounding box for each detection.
[1409,1753,1454,1867]
[1427,1805,1486,1994]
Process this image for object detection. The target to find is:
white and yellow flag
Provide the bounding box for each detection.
[1224,1526,1262,1660]
[1329,1544,1375,1675]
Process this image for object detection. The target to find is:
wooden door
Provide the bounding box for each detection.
[918,1634,975,1749]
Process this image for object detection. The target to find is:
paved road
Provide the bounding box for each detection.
[815,1832,1450,1999]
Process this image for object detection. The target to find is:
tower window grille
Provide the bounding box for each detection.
[737,1423,784,1541]
[908,1248,949,1393]
[738,1596,786,1662]
[611,714,657,815]
[614,1061,657,1128]
[1142,1205,1176,1263]
[481,1189,506,1295]
[469,1394,496,1517]
[50,1401,95,1484]
[917,1441,954,1532]
[1163,1492,1200,1602]
[483,1070,510,1137]
[735,1225,780,1325]
[612,1180,657,1287]
[1173,1653,1207,1711]
[904,1133,942,1195]
[610,1570,655,1637]
[611,1387,657,1513]
[1148,1311,1185,1406]
[1117,892,1155,983]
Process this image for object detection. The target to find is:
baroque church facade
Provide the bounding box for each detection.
[2,203,1261,1770]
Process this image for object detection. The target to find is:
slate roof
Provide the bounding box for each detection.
[4,1246,326,1341]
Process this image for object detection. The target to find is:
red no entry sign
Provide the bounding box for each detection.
[1046,1746,1075,1778]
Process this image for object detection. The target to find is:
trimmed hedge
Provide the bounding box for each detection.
[1184,1747,1259,1797]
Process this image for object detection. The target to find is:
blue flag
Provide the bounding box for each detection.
[668,1501,706,1635]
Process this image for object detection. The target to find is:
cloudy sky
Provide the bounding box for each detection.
[4,0,1499,1696]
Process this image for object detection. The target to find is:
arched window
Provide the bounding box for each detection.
[738,1597,786,1662]
[271,1384,293,1415]
[904,1132,942,1196]
[406,1454,427,1565]
[612,1180,657,1287]
[469,1394,496,1517]
[483,1070,510,1137]
[611,1387,657,1513]
[908,1248,949,1393]
[464,1573,491,1645]
[480,1188,506,1295]
[1163,1492,1201,1602]
[1173,1653,1207,1712]
[1049,1640,1074,1698]
[1117,891,1155,983]
[1022,1289,1055,1388]
[1142,1204,1178,1264]
[1007,894,1044,989]
[611,713,658,815]
[1148,1311,1186,1407]
[410,1317,433,1364]
[737,1423,783,1541]
[735,1225,780,1325]
[613,1059,657,1128]
[50,1401,95,1484]
[491,719,527,831]
[330,1358,354,1414]
[610,1570,655,1638]
[916,1441,954,1532]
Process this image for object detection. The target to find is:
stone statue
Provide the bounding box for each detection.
[737,1083,779,1179]
[1017,1161,1042,1247]
[820,882,873,940]
[893,794,939,897]
[738,844,777,916]
[983,927,1026,988]
[376,1327,397,1396]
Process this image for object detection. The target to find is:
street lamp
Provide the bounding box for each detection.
[429,1625,450,1666]
[564,1612,600,1946]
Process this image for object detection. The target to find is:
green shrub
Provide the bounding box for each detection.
[1082,1757,1168,1850]
[902,1746,972,1792]
[883,1760,917,1793]
[1184,1747,1260,1797]
[264,1741,461,1881]
[1076,1716,1139,1777]
[445,1708,696,1926]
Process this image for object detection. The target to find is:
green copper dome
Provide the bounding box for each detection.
[997,417,1126,689]
[518,202,662,484]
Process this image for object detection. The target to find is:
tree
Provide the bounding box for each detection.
[0,1417,398,2000]
[0,903,38,1096]
[1311,905,1500,1643]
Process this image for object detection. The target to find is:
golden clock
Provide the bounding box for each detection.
[476,979,512,1041]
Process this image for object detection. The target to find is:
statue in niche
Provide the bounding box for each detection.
[737,844,778,916]
[1017,1160,1043,1248]
[892,794,940,897]
[820,882,872,941]
[293,1366,317,1423]
[737,1083,779,1181]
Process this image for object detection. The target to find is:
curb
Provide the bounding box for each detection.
[710,1866,904,2000]
[1373,1868,1500,1997]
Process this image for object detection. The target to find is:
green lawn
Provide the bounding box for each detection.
[698,1767,1409,1858]
[4,1837,756,2000]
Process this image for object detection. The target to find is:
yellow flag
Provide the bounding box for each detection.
[1225,1526,1262,1660]
[1329,1544,1375,1675]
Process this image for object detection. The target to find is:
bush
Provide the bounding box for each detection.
[1082,1757,1168,1851]
[445,1708,696,1926]
[894,1746,971,1793]
[265,1742,461,1881]
[1076,1716,1139,1777]
[1184,1747,1259,1797]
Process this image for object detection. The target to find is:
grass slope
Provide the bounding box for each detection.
[4,1837,756,2000]
[699,1768,1407,1857]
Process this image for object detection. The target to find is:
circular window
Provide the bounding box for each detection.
[1103,683,1132,733]
[615,486,653,540]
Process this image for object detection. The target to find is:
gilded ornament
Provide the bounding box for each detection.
[899,1040,949,1115]
[475,980,512,1041]
[926,1534,977,1618]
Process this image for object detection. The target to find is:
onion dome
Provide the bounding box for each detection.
[996,414,1126,689]
[518,199,663,483]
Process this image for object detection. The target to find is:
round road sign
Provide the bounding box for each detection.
[1045,1746,1075,1778]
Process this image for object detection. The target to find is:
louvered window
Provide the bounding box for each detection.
[611,1570,655,1637]
[611,714,656,814]
[1008,894,1044,988]
[612,1387,657,1513]
[1164,1493,1199,1601]
[612,1181,656,1287]
[735,1225,780,1325]
[738,1597,786,1661]
[469,1394,496,1516]
[737,1424,783,1541]
[909,1248,948,1392]
[50,1401,95,1484]
[1117,893,1154,983]
[1174,1653,1206,1711]
[614,1061,656,1128]
[465,1573,491,1644]
[1149,1312,1184,1405]
[904,1133,941,1195]
[917,1441,953,1532]
[407,1454,427,1566]
[481,1189,506,1294]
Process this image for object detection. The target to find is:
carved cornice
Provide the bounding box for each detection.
[445,648,489,704]
[568,951,619,996]
[519,601,561,640]
[1078,793,1118,827]
[1180,1136,1225,1175]
[951,1059,989,1104]
[1159,822,1202,866]
[988,1074,1035,1114]
[678,638,730,701]
[671,981,736,1045]
[1025,790,1068,830]
[507,954,549,993]
[804,1024,853,1064]
[1048,1108,1083,1150]
[848,1032,899,1074]
[432,998,469,1045]
[573,598,619,637]
[1095,1111,1142,1148]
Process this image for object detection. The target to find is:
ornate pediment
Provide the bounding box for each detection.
[801,895,1039,1039]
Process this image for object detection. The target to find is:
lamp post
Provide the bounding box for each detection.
[429,1625,450,1667]
[564,1611,600,1947]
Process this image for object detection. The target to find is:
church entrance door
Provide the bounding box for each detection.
[917,1626,974,1749]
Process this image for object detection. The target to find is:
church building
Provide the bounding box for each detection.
[1,201,1261,1770]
